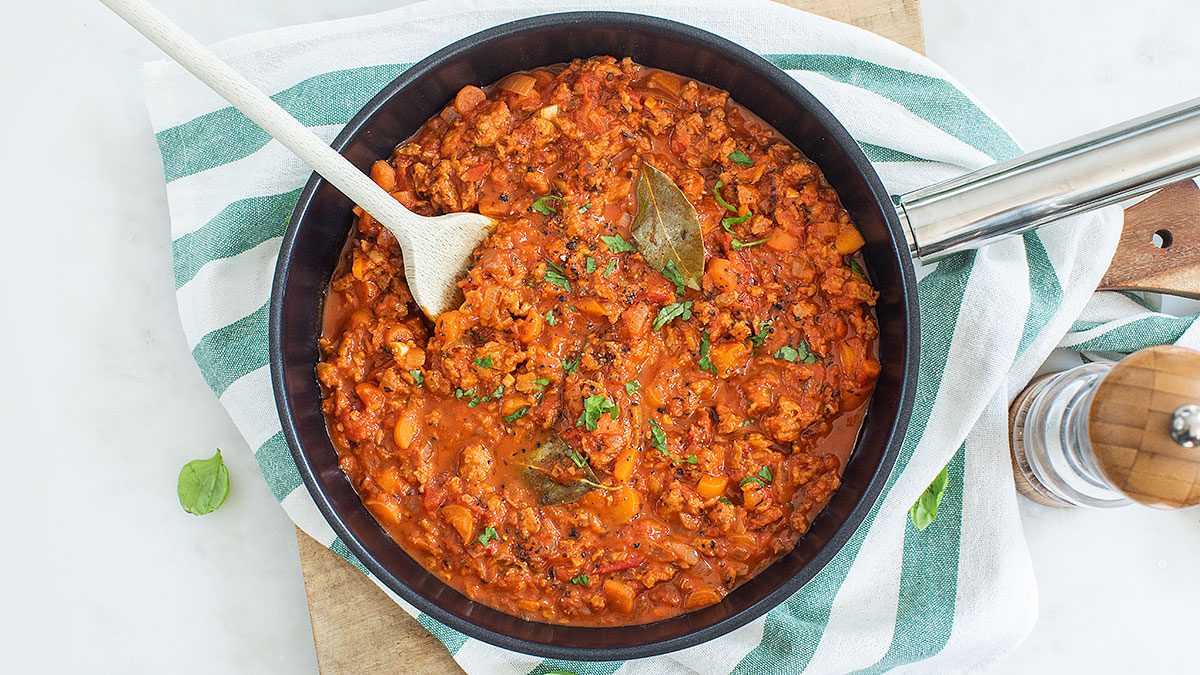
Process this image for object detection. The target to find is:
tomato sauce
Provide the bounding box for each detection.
[317,56,880,625]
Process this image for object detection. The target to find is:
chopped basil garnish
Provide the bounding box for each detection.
[570,574,590,586]
[585,256,596,274]
[577,203,592,213]
[544,261,572,292]
[698,331,717,374]
[503,406,530,423]
[662,259,686,296]
[410,369,424,387]
[649,419,668,455]
[563,353,582,375]
[652,301,693,330]
[721,211,751,231]
[476,526,498,545]
[728,149,754,167]
[603,259,617,278]
[713,180,737,213]
[532,194,566,215]
[533,378,551,389]
[683,454,700,465]
[849,258,865,276]
[601,234,635,253]
[544,310,558,326]
[731,237,767,250]
[750,320,772,348]
[474,355,493,369]
[624,381,640,396]
[758,466,773,483]
[775,340,816,363]
[577,395,618,431]
[567,449,587,468]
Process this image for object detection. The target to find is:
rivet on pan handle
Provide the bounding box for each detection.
[894,97,1200,262]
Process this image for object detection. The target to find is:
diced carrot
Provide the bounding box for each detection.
[696,475,728,499]
[370,160,396,192]
[684,587,723,609]
[610,486,641,524]
[765,229,801,252]
[365,498,403,527]
[705,258,737,293]
[648,70,684,96]
[603,579,636,613]
[835,225,866,255]
[441,504,475,544]
[374,465,403,494]
[453,85,487,114]
[612,446,638,483]
[574,298,610,319]
[742,482,765,509]
[709,342,750,377]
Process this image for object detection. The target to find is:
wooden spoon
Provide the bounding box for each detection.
[100,0,492,318]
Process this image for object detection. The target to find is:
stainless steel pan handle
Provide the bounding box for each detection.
[896,97,1200,262]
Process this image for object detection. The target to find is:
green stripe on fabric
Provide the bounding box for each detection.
[173,188,299,288]
[859,142,931,164]
[763,54,1022,161]
[1064,313,1200,353]
[330,537,370,574]
[156,64,412,182]
[527,661,621,675]
[191,302,269,396]
[1016,233,1063,357]
[853,447,966,674]
[255,432,303,501]
[417,613,470,655]
[733,252,978,674]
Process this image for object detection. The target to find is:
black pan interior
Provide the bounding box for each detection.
[270,11,918,660]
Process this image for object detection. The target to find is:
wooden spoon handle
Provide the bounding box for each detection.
[1101,178,1200,299]
[99,0,422,239]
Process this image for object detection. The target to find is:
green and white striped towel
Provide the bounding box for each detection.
[140,0,1192,671]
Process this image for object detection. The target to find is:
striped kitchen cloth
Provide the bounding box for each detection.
[140,0,1183,671]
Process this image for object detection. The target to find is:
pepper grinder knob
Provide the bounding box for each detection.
[1089,346,1200,508]
[1171,404,1200,448]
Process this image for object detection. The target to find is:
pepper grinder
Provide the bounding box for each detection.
[1010,345,1200,509]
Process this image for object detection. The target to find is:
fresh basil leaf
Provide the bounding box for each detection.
[683,454,700,465]
[567,449,587,468]
[796,339,817,364]
[601,234,635,254]
[757,466,773,483]
[849,257,865,276]
[532,194,566,215]
[577,203,592,213]
[585,256,596,274]
[632,163,704,292]
[909,465,950,531]
[624,381,640,396]
[728,149,754,167]
[177,449,230,516]
[474,355,493,369]
[774,345,799,362]
[563,352,581,375]
[652,301,693,331]
[533,378,551,389]
[570,574,590,585]
[410,369,424,387]
[544,309,558,326]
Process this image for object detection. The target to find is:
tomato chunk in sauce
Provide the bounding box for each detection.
[317,56,880,626]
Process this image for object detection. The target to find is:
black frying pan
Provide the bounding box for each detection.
[269,11,1198,660]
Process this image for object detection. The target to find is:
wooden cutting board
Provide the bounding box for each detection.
[298,3,923,673]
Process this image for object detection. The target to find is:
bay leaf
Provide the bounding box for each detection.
[520,435,611,506]
[631,163,704,291]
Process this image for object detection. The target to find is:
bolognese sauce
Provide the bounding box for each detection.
[316,56,879,625]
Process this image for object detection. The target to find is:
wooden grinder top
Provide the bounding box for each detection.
[1089,346,1200,508]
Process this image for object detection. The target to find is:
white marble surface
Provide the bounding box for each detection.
[2,1,1197,672]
